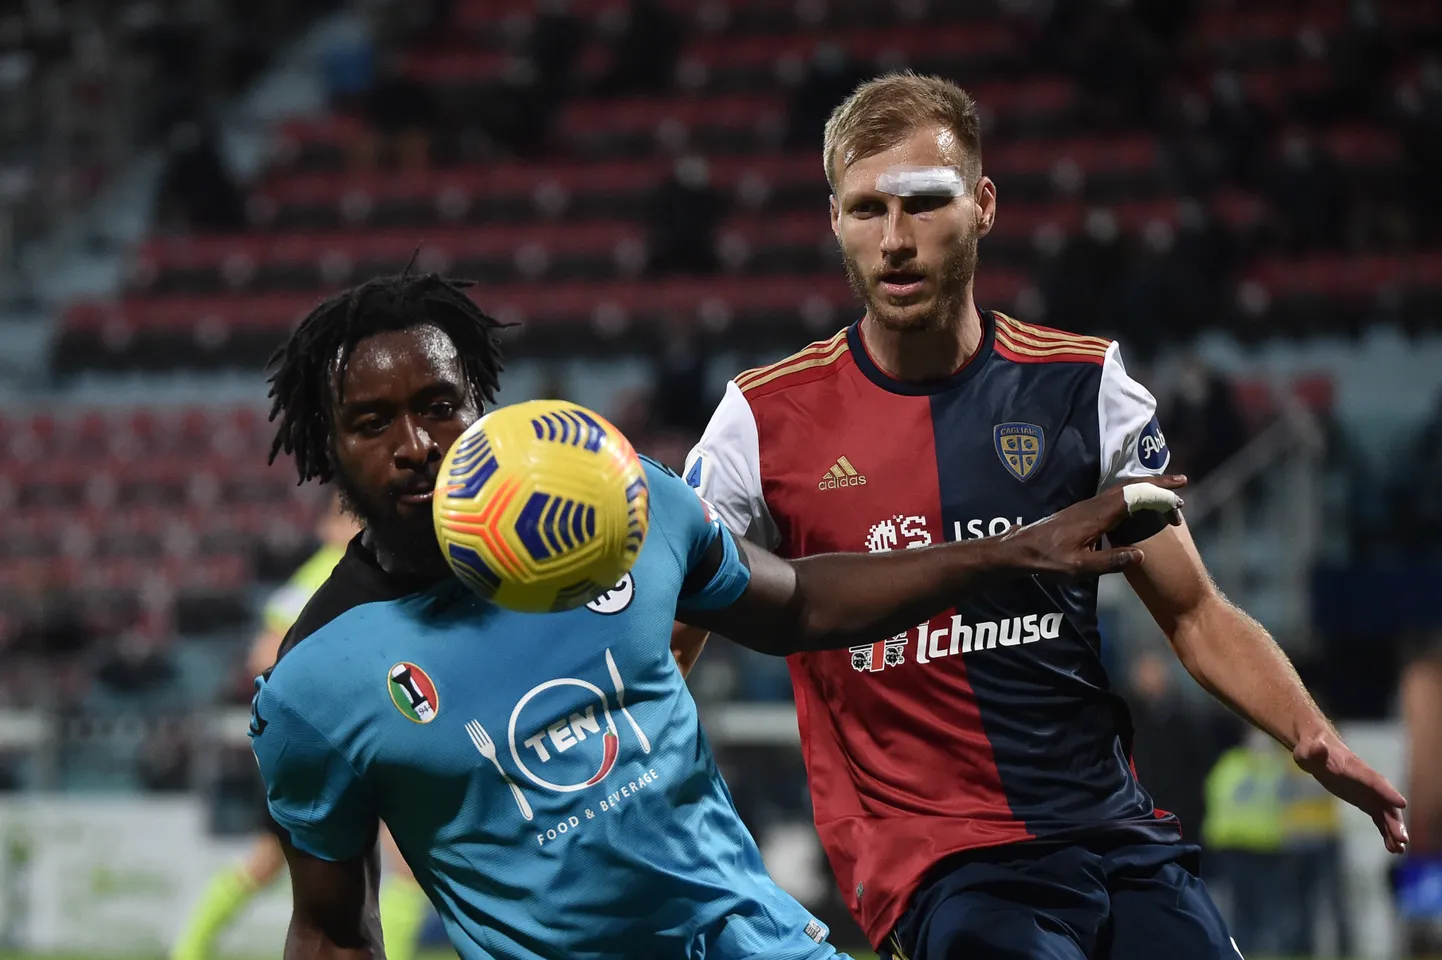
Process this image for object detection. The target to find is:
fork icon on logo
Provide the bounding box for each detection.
[466,719,533,820]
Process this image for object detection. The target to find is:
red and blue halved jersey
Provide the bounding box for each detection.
[684,311,1180,946]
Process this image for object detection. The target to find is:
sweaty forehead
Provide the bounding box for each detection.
[839,125,964,194]
[336,324,463,401]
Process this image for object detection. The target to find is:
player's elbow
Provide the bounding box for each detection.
[286,909,380,959]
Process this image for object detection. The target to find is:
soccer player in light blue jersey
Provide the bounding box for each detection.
[250,271,1184,960]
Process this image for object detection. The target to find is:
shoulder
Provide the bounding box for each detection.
[732,328,851,402]
[991,312,1112,367]
[641,455,709,523]
[290,543,347,591]
[274,538,424,665]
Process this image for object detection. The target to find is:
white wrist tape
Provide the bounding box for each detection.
[1123,482,1182,515]
[874,165,966,197]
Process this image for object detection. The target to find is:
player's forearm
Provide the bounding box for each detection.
[778,537,1024,653]
[1168,594,1332,749]
[670,623,709,677]
[283,919,384,960]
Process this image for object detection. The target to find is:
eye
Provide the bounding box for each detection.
[904,195,952,215]
[429,400,457,419]
[850,200,885,218]
[356,417,390,437]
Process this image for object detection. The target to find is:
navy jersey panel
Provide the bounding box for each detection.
[250,461,836,960]
[925,354,1173,844]
[885,843,1236,960]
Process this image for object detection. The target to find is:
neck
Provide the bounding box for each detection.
[365,527,451,582]
[861,297,985,382]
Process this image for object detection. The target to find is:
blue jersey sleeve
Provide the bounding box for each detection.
[249,674,375,861]
[642,457,751,612]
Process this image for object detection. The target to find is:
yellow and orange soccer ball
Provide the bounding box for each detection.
[433,400,650,613]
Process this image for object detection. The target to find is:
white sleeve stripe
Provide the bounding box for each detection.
[683,381,780,550]
[1097,341,1169,491]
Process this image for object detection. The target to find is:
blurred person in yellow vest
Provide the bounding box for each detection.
[171,497,431,960]
[1280,747,1352,957]
[1202,726,1292,956]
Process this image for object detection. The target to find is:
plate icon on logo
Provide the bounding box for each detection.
[586,573,634,615]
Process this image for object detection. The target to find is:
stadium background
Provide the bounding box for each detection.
[0,0,1440,956]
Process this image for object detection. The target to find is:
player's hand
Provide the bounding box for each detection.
[1294,729,1410,854]
[996,476,1188,578]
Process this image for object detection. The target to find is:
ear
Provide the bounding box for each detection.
[974,175,997,239]
[829,193,840,237]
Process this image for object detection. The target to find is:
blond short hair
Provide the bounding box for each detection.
[822,71,982,193]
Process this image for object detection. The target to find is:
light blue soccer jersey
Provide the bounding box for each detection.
[250,459,844,960]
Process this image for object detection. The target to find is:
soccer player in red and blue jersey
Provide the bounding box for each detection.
[682,73,1408,960]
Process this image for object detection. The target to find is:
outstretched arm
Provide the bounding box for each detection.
[680,477,1186,654]
[281,834,385,959]
[1126,520,1409,853]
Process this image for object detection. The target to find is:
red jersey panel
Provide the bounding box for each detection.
[686,313,1179,946]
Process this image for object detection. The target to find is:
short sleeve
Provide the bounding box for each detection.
[1097,342,1172,544]
[683,382,780,550]
[249,675,375,861]
[643,457,752,612]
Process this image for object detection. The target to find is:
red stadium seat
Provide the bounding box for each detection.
[1321,125,1404,167]
[401,49,511,85]
[555,93,788,152]
[987,136,1159,179]
[837,23,1015,64]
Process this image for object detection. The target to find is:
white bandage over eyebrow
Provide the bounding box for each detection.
[874,165,966,197]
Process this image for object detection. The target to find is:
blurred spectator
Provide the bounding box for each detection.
[650,313,710,434]
[1279,752,1352,956]
[647,155,722,276]
[496,0,587,155]
[1125,652,1223,840]
[353,51,436,171]
[1116,219,1207,354]
[1266,129,1347,252]
[1202,726,1295,956]
[1207,72,1272,191]
[786,44,861,150]
[1158,357,1248,482]
[94,630,178,697]
[1068,6,1161,130]
[154,120,245,233]
[1039,208,1127,337]
[1392,389,1442,550]
[594,0,680,96]
[320,21,376,114]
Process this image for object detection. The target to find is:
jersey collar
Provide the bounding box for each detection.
[846,308,995,396]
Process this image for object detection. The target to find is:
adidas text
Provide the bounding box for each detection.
[819,455,866,490]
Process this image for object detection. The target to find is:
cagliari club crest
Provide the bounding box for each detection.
[994,422,1045,481]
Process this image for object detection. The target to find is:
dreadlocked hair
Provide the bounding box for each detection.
[266,269,512,485]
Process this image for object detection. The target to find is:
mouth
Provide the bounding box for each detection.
[392,481,437,506]
[877,269,927,298]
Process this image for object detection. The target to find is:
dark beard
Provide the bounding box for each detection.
[843,233,979,333]
[331,468,449,579]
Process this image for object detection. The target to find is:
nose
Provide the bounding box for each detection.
[392,414,440,471]
[879,201,915,260]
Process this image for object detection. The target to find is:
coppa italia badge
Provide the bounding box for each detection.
[389,662,440,723]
